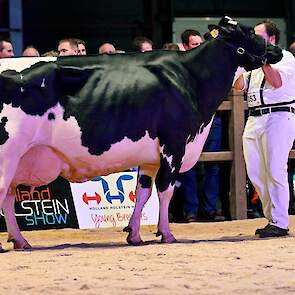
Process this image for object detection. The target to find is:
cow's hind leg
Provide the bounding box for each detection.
[155,143,185,244]
[2,193,31,250]
[156,183,177,243]
[124,164,158,245]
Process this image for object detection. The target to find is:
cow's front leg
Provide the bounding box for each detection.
[124,164,158,245]
[2,194,32,250]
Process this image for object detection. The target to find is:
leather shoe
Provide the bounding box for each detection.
[255,223,271,235]
[197,211,225,222]
[185,213,198,223]
[257,224,289,238]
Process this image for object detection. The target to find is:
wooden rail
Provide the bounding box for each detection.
[199,89,295,219]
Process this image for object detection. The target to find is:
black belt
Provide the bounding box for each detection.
[249,106,295,117]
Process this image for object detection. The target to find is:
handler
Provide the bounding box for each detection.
[234,20,295,237]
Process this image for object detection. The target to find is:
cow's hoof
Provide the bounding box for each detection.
[155,231,177,243]
[123,226,132,233]
[161,234,177,244]
[155,231,161,237]
[0,244,7,253]
[13,239,32,250]
[126,234,144,246]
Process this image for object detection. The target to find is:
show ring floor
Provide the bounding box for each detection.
[1,216,295,295]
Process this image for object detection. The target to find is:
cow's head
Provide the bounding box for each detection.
[208,16,283,70]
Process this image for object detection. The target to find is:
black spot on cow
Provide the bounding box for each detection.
[139,175,152,189]
[0,117,9,145]
[48,112,55,120]
[0,61,58,116]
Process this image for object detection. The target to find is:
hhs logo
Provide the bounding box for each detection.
[82,174,136,205]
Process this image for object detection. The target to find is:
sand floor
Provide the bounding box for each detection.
[0,216,295,295]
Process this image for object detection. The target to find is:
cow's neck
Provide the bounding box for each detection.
[182,39,239,126]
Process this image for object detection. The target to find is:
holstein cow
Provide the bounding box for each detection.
[0,17,282,250]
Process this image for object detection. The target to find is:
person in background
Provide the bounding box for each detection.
[0,39,14,58]
[57,38,79,56]
[42,50,59,57]
[289,41,295,56]
[75,39,87,55]
[98,43,116,54]
[132,36,153,52]
[22,45,40,57]
[234,20,295,238]
[181,29,203,50]
[162,43,179,51]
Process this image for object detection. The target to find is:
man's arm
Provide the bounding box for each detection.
[233,74,245,91]
[262,64,282,88]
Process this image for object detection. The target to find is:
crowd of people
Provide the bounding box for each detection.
[1,19,295,238]
[0,36,155,58]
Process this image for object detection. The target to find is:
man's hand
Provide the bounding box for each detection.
[265,45,283,64]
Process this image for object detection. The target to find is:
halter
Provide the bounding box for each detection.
[216,33,268,66]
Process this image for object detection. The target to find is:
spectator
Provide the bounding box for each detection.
[42,50,59,57]
[162,43,179,51]
[289,41,295,56]
[181,29,203,50]
[133,36,153,52]
[99,43,116,54]
[57,38,79,56]
[76,39,87,55]
[0,39,14,58]
[22,45,40,57]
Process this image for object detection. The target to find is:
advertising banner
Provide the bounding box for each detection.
[70,172,159,229]
[0,177,79,231]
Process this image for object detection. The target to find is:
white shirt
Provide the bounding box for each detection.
[242,50,295,108]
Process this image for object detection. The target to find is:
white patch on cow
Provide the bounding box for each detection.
[41,78,45,88]
[180,116,214,173]
[198,122,205,134]
[54,128,160,182]
[20,87,24,93]
[20,74,23,80]
[159,144,175,173]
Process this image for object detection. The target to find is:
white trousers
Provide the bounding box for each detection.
[243,112,295,229]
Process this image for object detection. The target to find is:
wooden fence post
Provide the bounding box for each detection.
[228,90,247,219]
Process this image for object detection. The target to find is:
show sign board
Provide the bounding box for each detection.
[70,172,159,228]
[0,172,159,231]
[0,177,79,231]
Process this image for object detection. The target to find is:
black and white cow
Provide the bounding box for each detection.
[0,17,282,250]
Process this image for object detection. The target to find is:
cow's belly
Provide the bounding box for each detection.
[180,117,214,173]
[12,133,160,186]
